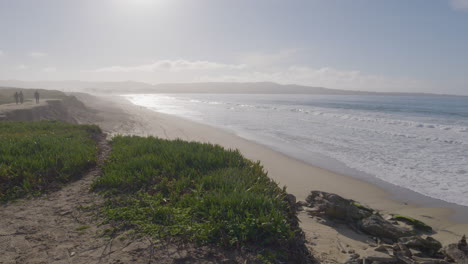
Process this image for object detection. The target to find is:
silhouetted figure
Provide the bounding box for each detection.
[34,90,40,104]
[14,92,19,104]
[19,91,24,104]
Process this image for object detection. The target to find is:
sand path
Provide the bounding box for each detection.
[72,93,468,263]
[0,135,122,264]
[0,101,48,115]
[2,93,464,263]
[0,112,263,264]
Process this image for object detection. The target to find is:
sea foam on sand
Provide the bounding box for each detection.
[124,93,468,207]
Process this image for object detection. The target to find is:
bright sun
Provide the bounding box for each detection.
[131,0,155,5]
[112,0,168,14]
[116,0,163,7]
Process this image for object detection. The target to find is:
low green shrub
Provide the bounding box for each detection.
[94,136,304,262]
[0,121,100,201]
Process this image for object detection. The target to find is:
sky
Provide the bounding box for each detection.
[0,0,468,94]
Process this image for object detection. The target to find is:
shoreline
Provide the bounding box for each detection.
[264,141,468,222]
[218,125,468,223]
[76,93,468,245]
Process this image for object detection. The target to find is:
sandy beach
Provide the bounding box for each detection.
[1,92,466,263]
[2,0,467,262]
[72,93,468,261]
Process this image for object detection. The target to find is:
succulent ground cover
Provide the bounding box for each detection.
[0,121,100,201]
[93,136,310,263]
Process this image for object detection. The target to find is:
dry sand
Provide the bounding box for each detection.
[73,93,468,262]
[0,99,262,264]
[2,94,466,263]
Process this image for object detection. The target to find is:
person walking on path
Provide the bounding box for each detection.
[34,90,40,104]
[14,92,19,104]
[19,91,24,104]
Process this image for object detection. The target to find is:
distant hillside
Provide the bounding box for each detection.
[0,80,154,93]
[151,82,454,96]
[0,80,462,97]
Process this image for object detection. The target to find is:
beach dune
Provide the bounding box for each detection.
[75,94,468,249]
[1,92,467,263]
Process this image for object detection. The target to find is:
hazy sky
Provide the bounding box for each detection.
[0,0,467,94]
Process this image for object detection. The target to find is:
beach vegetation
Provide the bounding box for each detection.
[93,136,308,262]
[392,214,433,232]
[0,121,100,201]
[352,201,374,213]
[76,225,90,231]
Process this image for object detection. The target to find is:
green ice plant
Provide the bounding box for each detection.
[0,121,100,201]
[93,136,302,262]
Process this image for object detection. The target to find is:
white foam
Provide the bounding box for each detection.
[124,94,468,207]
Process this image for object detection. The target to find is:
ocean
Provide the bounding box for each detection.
[124,93,468,207]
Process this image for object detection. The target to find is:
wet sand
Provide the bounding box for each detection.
[75,93,468,261]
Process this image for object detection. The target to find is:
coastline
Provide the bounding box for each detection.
[218,127,468,223]
[75,93,468,246]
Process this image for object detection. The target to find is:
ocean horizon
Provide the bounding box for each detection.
[124,93,468,208]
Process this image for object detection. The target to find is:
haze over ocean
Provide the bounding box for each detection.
[125,93,468,207]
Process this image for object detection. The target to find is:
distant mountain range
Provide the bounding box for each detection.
[0,80,461,97]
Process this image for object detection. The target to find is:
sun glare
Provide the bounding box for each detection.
[130,0,155,5]
[115,0,164,8]
[111,0,169,16]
